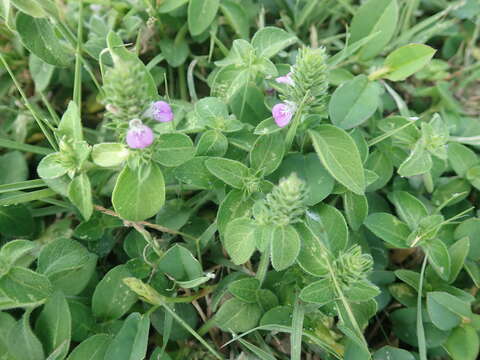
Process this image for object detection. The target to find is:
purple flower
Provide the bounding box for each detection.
[272,102,296,128]
[126,119,154,149]
[275,72,294,86]
[148,100,174,122]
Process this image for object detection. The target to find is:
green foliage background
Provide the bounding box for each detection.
[0,0,480,359]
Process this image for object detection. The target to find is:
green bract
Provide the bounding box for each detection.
[0,1,478,360]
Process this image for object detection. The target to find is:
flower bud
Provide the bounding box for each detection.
[126,119,154,149]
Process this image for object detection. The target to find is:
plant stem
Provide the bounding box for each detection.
[94,204,199,241]
[255,249,270,285]
[284,92,310,153]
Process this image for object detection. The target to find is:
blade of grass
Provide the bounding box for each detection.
[0,138,54,155]
[222,324,343,359]
[0,54,58,151]
[161,303,224,360]
[73,0,83,113]
[291,298,305,360]
[238,338,276,360]
[0,189,57,206]
[417,256,428,360]
[0,179,46,194]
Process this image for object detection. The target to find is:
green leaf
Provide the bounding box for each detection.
[425,239,451,281]
[447,143,478,177]
[329,75,379,129]
[68,173,93,221]
[373,346,415,360]
[16,12,71,67]
[427,292,461,331]
[37,153,68,180]
[174,157,219,189]
[299,278,335,306]
[205,157,249,189]
[92,143,129,167]
[92,265,137,321]
[364,213,410,248]
[158,0,188,13]
[273,153,334,206]
[384,44,436,81]
[0,239,38,271]
[388,191,428,229]
[0,205,35,237]
[217,190,254,234]
[343,191,368,230]
[215,298,262,332]
[210,65,250,102]
[29,53,55,92]
[448,237,470,283]
[466,165,480,191]
[271,225,301,271]
[65,334,112,360]
[0,266,52,310]
[344,280,381,302]
[444,325,479,360]
[309,126,365,195]
[224,218,257,265]
[10,0,46,17]
[188,0,219,36]
[10,0,57,18]
[58,101,82,141]
[350,0,399,60]
[431,178,471,207]
[37,238,97,295]
[228,278,260,303]
[104,313,150,360]
[251,27,297,59]
[250,133,284,176]
[35,291,71,359]
[7,311,45,360]
[153,133,195,167]
[295,222,329,277]
[156,244,203,282]
[306,203,349,255]
[158,38,189,68]
[0,151,28,184]
[398,142,432,177]
[0,312,16,357]
[220,0,249,39]
[196,130,228,157]
[112,163,165,221]
[366,150,393,191]
[454,218,480,261]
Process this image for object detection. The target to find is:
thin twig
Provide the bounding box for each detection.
[94,204,199,241]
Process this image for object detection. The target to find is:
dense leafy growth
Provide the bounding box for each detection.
[0,0,479,359]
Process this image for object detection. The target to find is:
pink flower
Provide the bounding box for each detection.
[272,102,296,128]
[126,119,154,149]
[275,72,294,86]
[149,100,174,122]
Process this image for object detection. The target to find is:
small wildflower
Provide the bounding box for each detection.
[272,101,296,128]
[147,100,174,122]
[275,72,294,86]
[126,119,154,149]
